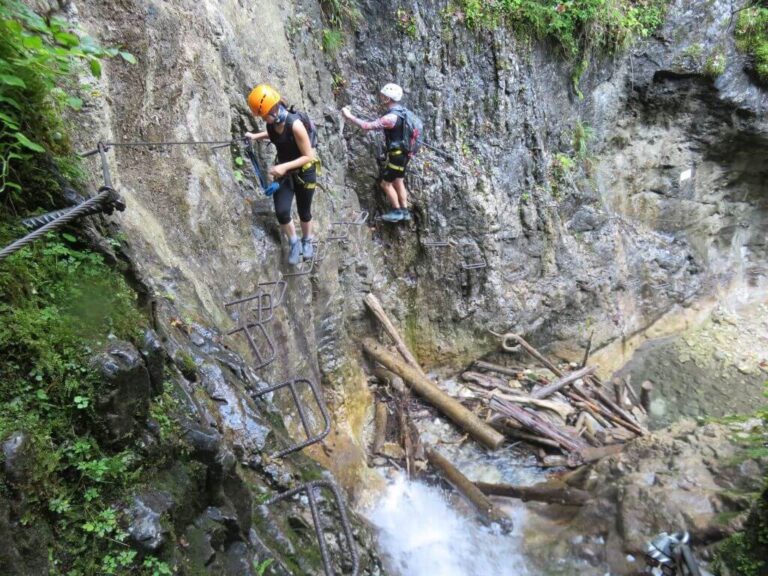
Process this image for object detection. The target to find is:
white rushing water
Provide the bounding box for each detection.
[368,475,530,576]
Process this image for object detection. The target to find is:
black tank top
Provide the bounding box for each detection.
[267,113,302,164]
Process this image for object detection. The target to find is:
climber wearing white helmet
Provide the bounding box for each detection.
[342,83,411,223]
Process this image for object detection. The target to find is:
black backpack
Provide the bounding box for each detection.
[288,105,318,148]
[391,105,423,156]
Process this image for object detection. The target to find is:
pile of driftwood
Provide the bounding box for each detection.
[361,293,651,522]
[459,332,651,467]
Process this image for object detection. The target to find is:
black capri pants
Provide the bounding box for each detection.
[273,164,317,225]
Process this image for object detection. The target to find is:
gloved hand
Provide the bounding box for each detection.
[264,182,280,197]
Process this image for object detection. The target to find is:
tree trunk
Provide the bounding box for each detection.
[363,339,505,450]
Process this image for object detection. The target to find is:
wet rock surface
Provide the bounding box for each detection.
[90,340,153,444]
[524,419,767,575]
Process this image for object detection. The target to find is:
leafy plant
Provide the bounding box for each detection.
[457,0,667,59]
[254,557,274,575]
[396,8,418,38]
[735,7,768,81]
[0,0,133,205]
[321,28,344,55]
[572,120,594,159]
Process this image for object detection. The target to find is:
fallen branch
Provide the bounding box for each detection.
[490,397,588,455]
[364,293,426,376]
[427,449,508,525]
[531,365,597,399]
[363,339,505,450]
[373,400,388,455]
[473,360,524,378]
[475,481,591,506]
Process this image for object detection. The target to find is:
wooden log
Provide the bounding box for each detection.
[568,388,643,436]
[580,330,594,369]
[427,449,508,525]
[462,371,512,391]
[364,293,426,376]
[586,385,647,435]
[490,397,588,454]
[397,394,415,477]
[531,365,597,399]
[624,375,642,409]
[580,443,624,463]
[475,481,591,506]
[363,339,505,450]
[374,366,406,394]
[641,381,654,414]
[373,400,388,455]
[502,428,562,450]
[473,360,524,378]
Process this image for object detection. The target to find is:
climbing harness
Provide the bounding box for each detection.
[266,481,359,576]
[645,532,702,576]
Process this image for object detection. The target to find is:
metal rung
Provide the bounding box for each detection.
[227,320,276,370]
[266,480,359,576]
[224,280,287,324]
[252,378,331,458]
[422,239,451,247]
[461,260,488,270]
[459,244,487,270]
[332,210,369,226]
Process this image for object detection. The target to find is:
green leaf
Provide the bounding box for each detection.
[14,132,45,152]
[66,96,83,110]
[14,132,45,153]
[0,74,26,88]
[0,111,19,128]
[119,51,137,64]
[54,31,80,47]
[0,95,22,109]
[62,233,77,243]
[89,57,102,77]
[104,47,119,58]
[22,35,44,50]
[234,156,244,166]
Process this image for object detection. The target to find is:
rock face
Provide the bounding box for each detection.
[24,0,765,572]
[91,340,154,444]
[524,419,767,575]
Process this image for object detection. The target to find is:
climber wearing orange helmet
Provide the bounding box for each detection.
[245,84,319,266]
[342,83,410,223]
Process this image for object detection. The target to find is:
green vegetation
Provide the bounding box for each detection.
[456,0,667,58]
[735,6,768,81]
[396,8,418,38]
[321,28,344,55]
[318,0,360,56]
[0,0,131,208]
[713,384,768,576]
[0,2,180,574]
[703,51,727,78]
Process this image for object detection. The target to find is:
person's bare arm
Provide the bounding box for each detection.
[268,122,314,179]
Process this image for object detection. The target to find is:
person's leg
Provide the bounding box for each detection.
[295,172,316,260]
[393,177,408,210]
[273,180,301,264]
[380,180,400,209]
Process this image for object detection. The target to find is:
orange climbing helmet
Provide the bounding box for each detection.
[248,84,281,118]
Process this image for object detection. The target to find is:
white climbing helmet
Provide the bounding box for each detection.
[380,83,403,102]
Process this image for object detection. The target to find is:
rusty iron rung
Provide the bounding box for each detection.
[332,210,369,226]
[265,480,359,576]
[227,320,276,371]
[461,260,488,270]
[251,378,331,458]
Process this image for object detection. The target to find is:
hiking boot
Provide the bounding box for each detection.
[399,208,411,222]
[287,238,302,266]
[380,209,404,223]
[302,237,314,261]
